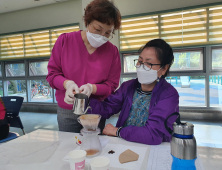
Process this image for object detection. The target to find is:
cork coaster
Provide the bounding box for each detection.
[119,149,139,164]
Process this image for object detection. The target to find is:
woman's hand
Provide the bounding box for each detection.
[102,123,118,136]
[79,83,93,97]
[64,81,80,104]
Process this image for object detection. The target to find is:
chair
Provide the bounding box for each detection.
[1,96,25,135]
[0,132,19,143]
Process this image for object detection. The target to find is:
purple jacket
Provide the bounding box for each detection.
[90,78,179,145]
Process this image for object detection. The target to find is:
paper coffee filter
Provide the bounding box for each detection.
[78,114,101,130]
[80,114,100,120]
[119,149,139,164]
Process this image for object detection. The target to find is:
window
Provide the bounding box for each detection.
[5,62,25,77]
[123,54,139,73]
[0,24,79,60]
[0,81,3,97]
[122,49,204,74]
[120,4,222,52]
[120,3,222,109]
[171,49,203,71]
[29,60,49,76]
[0,65,2,77]
[166,76,205,106]
[51,26,79,48]
[30,79,52,103]
[24,31,50,58]
[209,6,222,44]
[212,48,222,70]
[121,48,209,108]
[209,75,222,107]
[120,15,159,51]
[0,34,24,60]
[54,89,57,103]
[0,24,80,104]
[35,63,41,68]
[7,80,27,102]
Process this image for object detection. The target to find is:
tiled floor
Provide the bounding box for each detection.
[10,112,222,148]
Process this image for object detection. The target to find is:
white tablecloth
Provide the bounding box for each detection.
[0,129,221,170]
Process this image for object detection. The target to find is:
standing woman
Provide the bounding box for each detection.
[46,0,121,133]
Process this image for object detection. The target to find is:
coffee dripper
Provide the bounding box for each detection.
[73,94,102,157]
[77,114,102,157]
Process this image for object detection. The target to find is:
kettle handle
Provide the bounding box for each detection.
[84,106,92,114]
[164,112,181,135]
[83,97,92,114]
[77,117,82,125]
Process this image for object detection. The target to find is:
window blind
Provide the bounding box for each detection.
[120,16,159,51]
[120,4,222,52]
[24,31,50,58]
[161,9,207,47]
[0,24,79,60]
[51,25,79,48]
[209,6,222,43]
[0,34,24,59]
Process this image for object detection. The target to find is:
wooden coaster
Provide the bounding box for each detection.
[119,149,139,164]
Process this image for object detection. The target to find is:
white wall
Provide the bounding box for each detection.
[113,0,222,16]
[0,0,83,34]
[0,0,221,48]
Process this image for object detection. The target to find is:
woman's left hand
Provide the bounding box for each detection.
[102,123,118,136]
[80,83,93,97]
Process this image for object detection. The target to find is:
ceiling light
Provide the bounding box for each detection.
[54,0,67,2]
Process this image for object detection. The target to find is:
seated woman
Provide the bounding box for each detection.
[0,97,9,140]
[89,39,179,145]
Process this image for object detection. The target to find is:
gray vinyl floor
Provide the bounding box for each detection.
[10,112,222,148]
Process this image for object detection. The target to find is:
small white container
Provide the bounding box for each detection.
[90,156,110,170]
[68,150,87,170]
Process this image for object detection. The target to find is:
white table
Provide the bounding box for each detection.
[0,129,222,170]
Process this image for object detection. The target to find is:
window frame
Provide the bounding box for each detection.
[120,45,222,110]
[0,59,55,104]
[28,59,49,77]
[0,23,78,104]
[0,23,79,61]
[5,60,26,78]
[120,2,222,52]
[171,48,204,72]
[211,46,222,72]
[122,53,139,74]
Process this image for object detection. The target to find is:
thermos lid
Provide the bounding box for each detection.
[173,122,194,135]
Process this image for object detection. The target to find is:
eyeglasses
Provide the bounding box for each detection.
[88,24,113,41]
[134,59,162,71]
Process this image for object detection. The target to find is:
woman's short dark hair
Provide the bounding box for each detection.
[138,39,174,78]
[83,0,121,31]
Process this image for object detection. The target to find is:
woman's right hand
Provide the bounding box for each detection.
[64,81,80,104]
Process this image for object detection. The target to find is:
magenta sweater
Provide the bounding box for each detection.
[46,31,121,110]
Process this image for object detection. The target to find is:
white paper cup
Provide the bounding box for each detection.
[90,156,110,170]
[68,150,87,170]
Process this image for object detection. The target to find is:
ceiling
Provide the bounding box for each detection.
[0,0,71,14]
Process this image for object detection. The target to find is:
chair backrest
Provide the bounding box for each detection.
[1,96,24,116]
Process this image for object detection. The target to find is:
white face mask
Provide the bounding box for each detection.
[137,65,162,84]
[86,30,108,48]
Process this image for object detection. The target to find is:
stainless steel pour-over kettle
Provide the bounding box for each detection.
[72,93,92,115]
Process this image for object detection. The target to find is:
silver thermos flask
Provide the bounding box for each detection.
[164,112,197,170]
